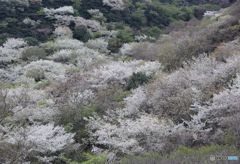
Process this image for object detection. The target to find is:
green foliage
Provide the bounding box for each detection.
[0,21,8,29]
[61,152,107,164]
[112,90,131,102]
[126,72,151,90]
[223,129,238,145]
[144,26,162,38]
[0,36,7,46]
[73,25,92,42]
[193,6,205,19]
[64,123,74,133]
[121,145,240,164]
[59,104,96,126]
[58,104,97,142]
[36,8,45,16]
[80,104,97,117]
[92,31,102,38]
[117,28,135,43]
[66,67,81,74]
[72,0,82,11]
[0,83,22,89]
[24,37,39,46]
[173,145,225,156]
[108,28,134,52]
[26,68,45,82]
[5,18,18,24]
[178,7,193,21]
[34,79,50,89]
[79,0,198,31]
[21,47,47,61]
[107,37,122,53]
[37,99,47,108]
[131,9,147,27]
[82,153,107,164]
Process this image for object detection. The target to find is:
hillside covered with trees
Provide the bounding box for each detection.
[0,0,240,163]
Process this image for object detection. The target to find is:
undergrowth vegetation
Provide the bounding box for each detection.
[0,0,240,163]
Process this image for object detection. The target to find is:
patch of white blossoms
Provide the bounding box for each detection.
[44,6,74,17]
[74,48,107,69]
[4,123,75,153]
[23,17,40,26]
[0,0,30,7]
[87,54,240,154]
[53,26,73,38]
[121,87,147,116]
[86,38,109,54]
[45,38,108,69]
[103,0,125,10]
[208,74,240,115]
[54,15,103,32]
[0,38,27,62]
[69,89,95,106]
[43,38,84,50]
[119,42,138,56]
[89,60,161,86]
[5,87,57,122]
[88,87,175,153]
[3,38,27,49]
[23,60,72,81]
[49,49,73,62]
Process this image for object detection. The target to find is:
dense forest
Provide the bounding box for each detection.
[0,0,240,163]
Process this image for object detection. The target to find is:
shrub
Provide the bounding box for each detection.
[36,7,45,16]
[24,60,71,81]
[148,73,194,123]
[117,28,135,43]
[4,123,75,153]
[26,68,45,82]
[43,6,74,16]
[0,142,29,164]
[212,39,240,61]
[3,38,27,49]
[154,15,240,71]
[108,28,134,52]
[50,49,72,63]
[144,26,162,38]
[103,0,125,10]
[107,37,123,53]
[126,72,151,90]
[72,0,82,11]
[34,79,50,89]
[223,130,238,146]
[57,103,96,142]
[53,81,95,136]
[0,36,7,46]
[21,47,47,61]
[108,25,134,52]
[24,37,39,46]
[53,26,73,38]
[108,38,123,52]
[193,7,205,19]
[73,25,92,42]
[148,55,240,122]
[89,60,160,85]
[112,89,130,102]
[123,42,159,61]
[93,86,130,113]
[131,9,147,27]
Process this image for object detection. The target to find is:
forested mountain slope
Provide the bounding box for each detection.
[0,0,240,163]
